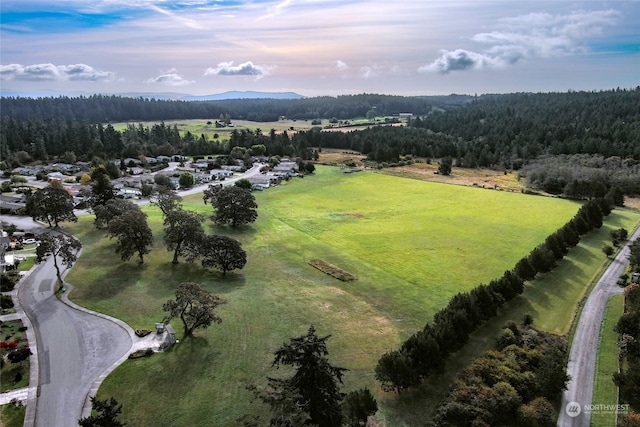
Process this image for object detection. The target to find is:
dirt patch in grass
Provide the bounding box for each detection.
[308,259,357,282]
[382,162,525,192]
[331,213,364,219]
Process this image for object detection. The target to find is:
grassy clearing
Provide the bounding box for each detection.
[592,294,624,427]
[65,165,593,426]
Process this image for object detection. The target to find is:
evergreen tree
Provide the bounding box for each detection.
[254,326,348,427]
[78,396,126,427]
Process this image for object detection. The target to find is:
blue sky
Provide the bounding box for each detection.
[1,0,638,97]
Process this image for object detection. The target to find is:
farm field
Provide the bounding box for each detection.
[110,117,400,146]
[63,165,633,425]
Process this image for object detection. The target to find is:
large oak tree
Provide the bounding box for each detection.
[199,234,246,275]
[203,185,257,227]
[107,208,153,264]
[163,208,205,264]
[162,282,226,337]
[26,183,77,227]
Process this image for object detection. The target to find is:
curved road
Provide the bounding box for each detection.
[7,163,265,426]
[558,225,640,426]
[18,258,132,426]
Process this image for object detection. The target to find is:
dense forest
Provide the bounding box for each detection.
[0,93,457,123]
[1,88,639,197]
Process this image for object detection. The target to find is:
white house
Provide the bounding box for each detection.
[212,169,233,178]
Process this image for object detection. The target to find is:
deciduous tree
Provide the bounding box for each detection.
[107,208,153,264]
[199,234,246,275]
[163,209,204,264]
[152,187,183,217]
[26,184,77,227]
[203,185,257,227]
[178,171,194,189]
[93,199,138,229]
[35,232,82,290]
[162,282,226,337]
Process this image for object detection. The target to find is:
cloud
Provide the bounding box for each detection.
[335,60,348,70]
[145,70,195,86]
[420,9,619,74]
[203,61,273,79]
[148,4,205,30]
[360,65,381,79]
[419,49,504,73]
[0,63,116,81]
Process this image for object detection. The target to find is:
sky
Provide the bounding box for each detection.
[1,0,639,97]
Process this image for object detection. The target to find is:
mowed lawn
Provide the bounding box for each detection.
[592,294,625,427]
[65,165,584,426]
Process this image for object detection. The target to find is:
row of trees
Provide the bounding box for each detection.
[614,282,640,423]
[27,164,258,274]
[374,197,613,395]
[433,320,569,426]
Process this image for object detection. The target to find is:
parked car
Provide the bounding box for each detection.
[22,238,38,245]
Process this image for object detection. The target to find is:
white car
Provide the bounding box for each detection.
[23,238,38,245]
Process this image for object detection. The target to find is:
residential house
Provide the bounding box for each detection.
[211,169,233,179]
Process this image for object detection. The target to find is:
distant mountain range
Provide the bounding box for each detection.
[183,91,304,101]
[0,90,305,101]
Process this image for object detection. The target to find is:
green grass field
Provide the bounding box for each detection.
[592,294,624,427]
[63,165,638,426]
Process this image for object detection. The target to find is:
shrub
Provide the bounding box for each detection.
[1,295,14,309]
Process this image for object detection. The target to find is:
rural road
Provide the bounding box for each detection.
[558,225,640,426]
[3,163,265,426]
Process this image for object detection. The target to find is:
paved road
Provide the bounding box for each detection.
[17,236,132,427]
[558,225,640,426]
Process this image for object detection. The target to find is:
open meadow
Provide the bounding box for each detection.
[111,117,399,147]
[63,165,639,425]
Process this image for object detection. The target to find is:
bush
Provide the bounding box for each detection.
[0,274,17,292]
[1,295,14,310]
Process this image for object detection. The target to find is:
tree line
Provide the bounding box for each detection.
[3,89,639,201]
[374,197,613,398]
[0,93,447,123]
[410,88,640,166]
